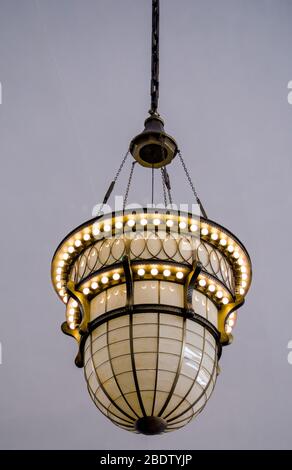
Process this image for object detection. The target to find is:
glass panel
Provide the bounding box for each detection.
[137,370,156,391]
[134,281,159,304]
[108,326,129,343]
[96,361,113,382]
[133,323,158,338]
[158,352,180,373]
[160,313,183,328]
[111,355,132,375]
[90,291,106,320]
[160,324,183,341]
[108,339,130,358]
[133,337,158,353]
[115,372,136,395]
[159,337,182,355]
[134,352,157,370]
[133,312,158,324]
[107,285,127,311]
[156,370,176,393]
[160,282,184,308]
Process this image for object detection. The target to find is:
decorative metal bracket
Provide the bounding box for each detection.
[218,296,245,345]
[184,261,202,313]
[122,255,134,312]
[66,280,90,334]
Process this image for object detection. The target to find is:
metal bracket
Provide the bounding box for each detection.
[184,261,202,313]
[218,296,245,345]
[66,280,90,334]
[122,255,134,312]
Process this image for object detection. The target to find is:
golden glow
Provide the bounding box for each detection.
[163,269,171,277]
[63,253,69,260]
[151,268,158,276]
[239,288,245,295]
[57,282,62,289]
[58,260,65,267]
[176,271,184,279]
[153,218,161,226]
[166,219,174,227]
[93,225,100,235]
[91,281,98,289]
[137,268,145,276]
[69,308,75,315]
[242,273,248,280]
[201,228,209,236]
[216,291,223,299]
[222,297,229,305]
[83,287,90,295]
[56,275,61,282]
[68,315,74,322]
[72,300,78,308]
[233,251,240,259]
[101,276,109,284]
[190,223,198,232]
[220,239,227,246]
[83,233,90,241]
[179,221,187,229]
[208,284,216,292]
[56,267,62,274]
[68,246,74,254]
[140,218,147,226]
[227,245,234,253]
[74,239,81,247]
[104,223,111,232]
[225,325,232,334]
[113,273,120,281]
[69,323,75,330]
[211,233,218,241]
[199,279,206,287]
[127,219,135,227]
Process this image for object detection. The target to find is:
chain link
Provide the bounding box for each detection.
[123,161,137,210]
[178,150,208,218]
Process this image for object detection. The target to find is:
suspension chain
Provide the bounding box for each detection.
[160,168,167,207]
[177,150,208,218]
[123,161,137,210]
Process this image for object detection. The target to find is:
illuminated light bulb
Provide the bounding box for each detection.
[56,275,61,282]
[59,289,65,297]
[137,268,145,276]
[190,223,198,232]
[225,325,232,334]
[68,315,74,323]
[241,266,247,273]
[101,276,109,284]
[233,251,240,259]
[74,239,81,247]
[93,225,100,236]
[176,271,184,279]
[91,282,98,289]
[56,268,62,274]
[220,238,227,246]
[216,290,223,299]
[68,246,74,254]
[199,279,206,287]
[140,218,147,226]
[83,287,90,295]
[57,282,62,289]
[153,218,161,226]
[69,308,75,315]
[72,300,78,308]
[58,260,65,267]
[63,295,68,304]
[63,253,69,260]
[83,233,90,241]
[115,221,123,229]
[208,284,216,292]
[69,323,75,330]
[103,223,111,232]
[166,219,174,228]
[113,273,120,281]
[179,221,187,229]
[238,258,244,266]
[227,245,234,253]
[242,273,248,280]
[222,297,229,305]
[228,318,235,327]
[127,219,135,227]
[239,288,245,295]
[201,228,209,236]
[211,233,219,241]
[241,281,247,288]
[151,268,158,276]
[163,269,171,277]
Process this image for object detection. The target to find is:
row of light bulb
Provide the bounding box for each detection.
[225,312,237,334]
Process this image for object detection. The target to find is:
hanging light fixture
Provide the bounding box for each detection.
[51,0,252,435]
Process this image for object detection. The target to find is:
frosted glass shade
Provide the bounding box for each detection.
[84,311,218,433]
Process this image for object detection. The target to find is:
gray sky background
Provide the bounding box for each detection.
[0,0,292,450]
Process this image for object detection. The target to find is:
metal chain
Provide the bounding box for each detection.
[177,150,208,218]
[123,161,137,210]
[114,149,130,182]
[98,149,130,216]
[149,0,160,115]
[160,168,167,207]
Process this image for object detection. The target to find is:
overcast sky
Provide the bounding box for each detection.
[1,0,292,450]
